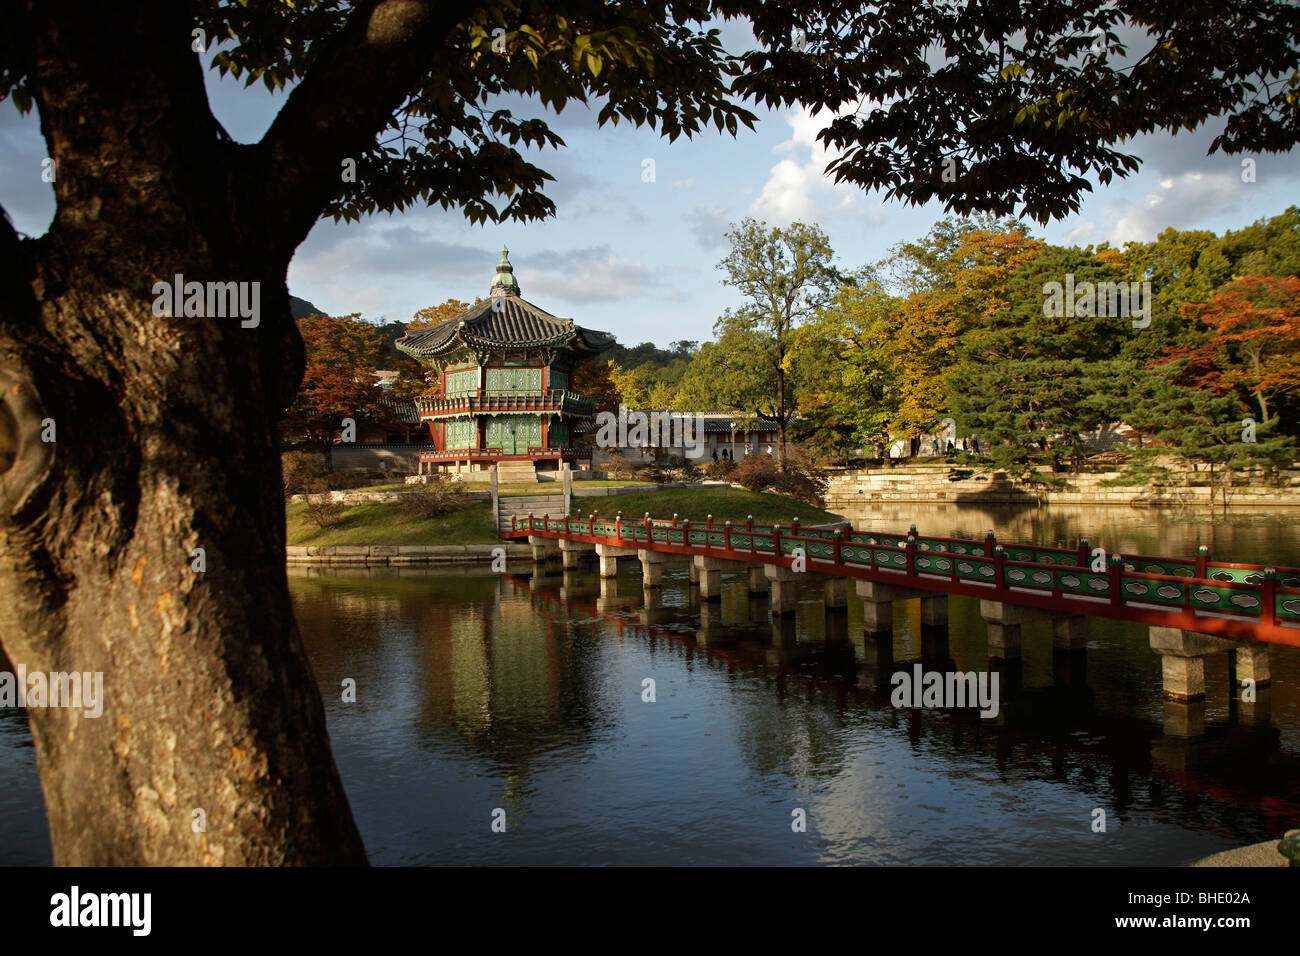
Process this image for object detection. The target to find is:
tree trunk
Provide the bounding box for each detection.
[776,366,788,471]
[0,257,367,865]
[0,0,366,864]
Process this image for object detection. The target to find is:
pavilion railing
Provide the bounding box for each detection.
[415,390,595,417]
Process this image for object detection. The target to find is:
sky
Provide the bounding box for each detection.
[3,17,1298,351]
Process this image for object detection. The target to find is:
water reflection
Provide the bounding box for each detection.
[0,507,1296,866]
[285,505,1299,866]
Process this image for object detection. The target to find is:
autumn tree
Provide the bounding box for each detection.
[882,218,1042,451]
[409,297,483,329]
[1175,275,1300,427]
[282,313,391,448]
[2,0,1297,865]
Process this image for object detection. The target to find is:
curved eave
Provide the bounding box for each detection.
[397,329,613,358]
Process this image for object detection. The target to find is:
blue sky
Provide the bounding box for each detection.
[3,18,1297,350]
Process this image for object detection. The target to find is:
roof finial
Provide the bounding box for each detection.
[490,245,520,297]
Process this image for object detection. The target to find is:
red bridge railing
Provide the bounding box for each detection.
[504,512,1300,647]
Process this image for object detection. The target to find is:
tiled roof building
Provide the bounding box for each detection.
[395,247,613,480]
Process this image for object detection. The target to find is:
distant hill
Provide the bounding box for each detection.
[289,295,322,320]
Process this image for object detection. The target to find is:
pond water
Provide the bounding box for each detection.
[1,504,1298,865]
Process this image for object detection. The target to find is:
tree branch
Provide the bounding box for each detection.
[253,0,479,256]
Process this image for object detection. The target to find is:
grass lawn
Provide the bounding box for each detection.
[286,501,499,545]
[285,486,839,546]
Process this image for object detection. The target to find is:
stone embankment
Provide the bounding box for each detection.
[826,464,1300,509]
[286,543,532,566]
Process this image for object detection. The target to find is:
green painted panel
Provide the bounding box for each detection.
[1277,593,1300,621]
[1119,577,1186,606]
[1137,559,1197,577]
[954,557,993,581]
[1055,569,1111,597]
[1205,566,1268,585]
[445,418,476,449]
[1189,584,1262,616]
[1003,565,1055,589]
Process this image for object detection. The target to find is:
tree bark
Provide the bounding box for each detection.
[0,0,369,864]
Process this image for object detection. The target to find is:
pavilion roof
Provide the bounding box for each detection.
[396,246,615,357]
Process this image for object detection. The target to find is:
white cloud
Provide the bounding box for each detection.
[749,106,860,225]
[1109,172,1243,246]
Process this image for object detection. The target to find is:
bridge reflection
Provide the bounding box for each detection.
[508,556,1298,841]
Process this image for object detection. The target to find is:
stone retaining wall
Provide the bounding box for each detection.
[286,543,531,566]
[826,467,1300,508]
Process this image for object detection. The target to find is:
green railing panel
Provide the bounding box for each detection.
[707,531,726,546]
[1189,583,1262,616]
[1004,565,1054,589]
[731,534,752,550]
[1119,576,1186,606]
[688,529,706,545]
[667,529,684,543]
[804,541,835,559]
[841,546,873,565]
[1006,549,1035,562]
[781,539,800,555]
[1135,559,1196,577]
[1277,593,1300,621]
[752,535,774,551]
[1206,566,1267,585]
[1055,569,1111,597]
[1033,551,1074,566]
[955,558,994,581]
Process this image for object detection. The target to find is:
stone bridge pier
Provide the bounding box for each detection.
[527,535,561,562]
[979,600,1087,660]
[558,537,594,570]
[594,542,636,578]
[1149,626,1270,700]
[856,580,949,635]
[692,554,752,600]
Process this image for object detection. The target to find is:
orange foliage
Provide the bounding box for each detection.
[1174,275,1300,420]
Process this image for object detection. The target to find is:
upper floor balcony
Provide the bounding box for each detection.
[415,389,595,419]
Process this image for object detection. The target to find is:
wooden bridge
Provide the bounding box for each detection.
[505,510,1300,705]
